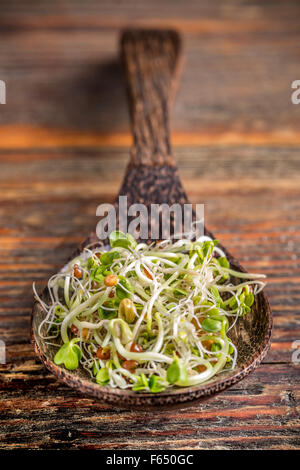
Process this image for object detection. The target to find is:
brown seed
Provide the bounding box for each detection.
[130,342,144,353]
[117,351,125,361]
[95,252,102,259]
[71,324,79,335]
[71,324,88,339]
[82,328,89,339]
[202,339,214,350]
[104,274,118,287]
[192,317,204,330]
[73,264,82,279]
[197,364,207,373]
[122,360,138,373]
[91,281,99,290]
[109,290,115,298]
[143,266,153,280]
[119,298,136,323]
[96,347,110,360]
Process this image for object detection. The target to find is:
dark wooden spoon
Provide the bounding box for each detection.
[31,30,272,407]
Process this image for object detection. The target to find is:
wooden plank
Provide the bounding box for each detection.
[0,10,299,141]
[2,127,300,149]
[0,0,299,29]
[0,363,299,449]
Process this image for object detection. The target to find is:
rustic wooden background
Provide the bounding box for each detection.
[0,0,299,450]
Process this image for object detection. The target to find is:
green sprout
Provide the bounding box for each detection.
[116,276,133,300]
[96,367,110,385]
[149,375,166,393]
[54,338,82,370]
[201,318,222,333]
[109,230,137,250]
[132,373,149,392]
[167,357,188,386]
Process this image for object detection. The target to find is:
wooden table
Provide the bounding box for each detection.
[0,0,299,450]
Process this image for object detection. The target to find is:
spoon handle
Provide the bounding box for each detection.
[121,29,181,167]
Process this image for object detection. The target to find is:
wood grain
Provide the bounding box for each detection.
[0,0,299,450]
[121,30,180,166]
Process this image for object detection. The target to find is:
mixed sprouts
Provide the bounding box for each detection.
[34,231,265,393]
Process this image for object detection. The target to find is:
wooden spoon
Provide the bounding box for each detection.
[31,30,272,407]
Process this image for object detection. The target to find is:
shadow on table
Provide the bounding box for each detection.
[56,60,129,132]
